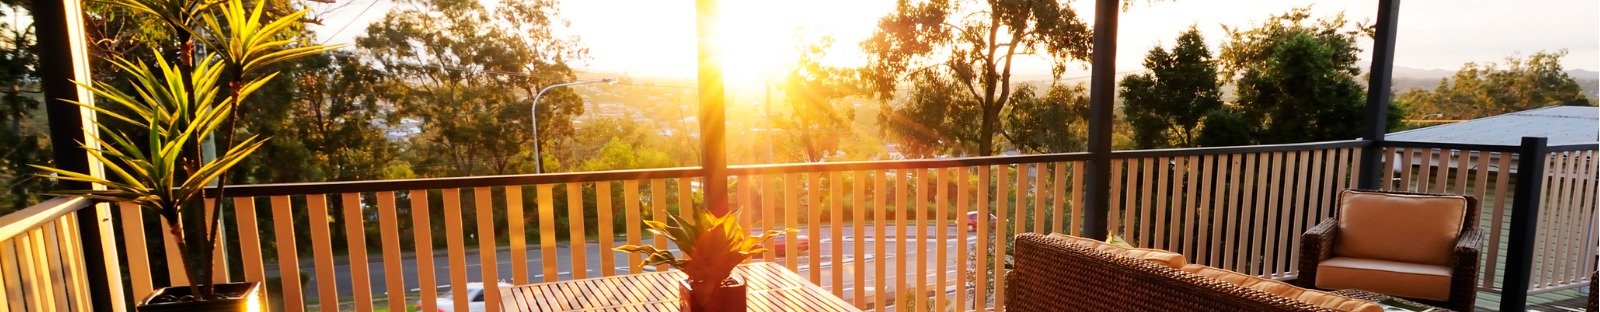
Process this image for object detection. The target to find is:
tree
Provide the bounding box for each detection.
[1221,8,1371,144]
[0,2,49,213]
[358,0,586,177]
[1395,50,1594,120]
[777,35,856,162]
[576,138,674,172]
[861,0,1092,156]
[1119,26,1222,149]
[1194,107,1251,147]
[1003,83,1089,153]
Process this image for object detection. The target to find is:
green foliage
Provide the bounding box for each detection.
[0,5,49,213]
[1221,8,1370,145]
[861,0,1092,156]
[358,0,586,177]
[576,138,673,172]
[1120,27,1223,149]
[777,34,857,162]
[1194,107,1251,147]
[1395,50,1594,120]
[31,0,333,299]
[1003,83,1090,153]
[1218,7,1368,83]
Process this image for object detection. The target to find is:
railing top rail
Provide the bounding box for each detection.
[727,152,1094,175]
[1545,143,1599,153]
[0,197,91,241]
[1380,140,1522,153]
[208,151,1099,197]
[209,139,1380,198]
[1110,140,1371,159]
[209,167,706,197]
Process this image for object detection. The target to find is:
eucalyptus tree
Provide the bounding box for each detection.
[778,35,857,162]
[860,0,1092,156]
[358,0,587,176]
[1120,27,1222,149]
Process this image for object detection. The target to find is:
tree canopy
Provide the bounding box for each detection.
[777,35,857,162]
[1395,50,1594,120]
[1120,26,1223,149]
[861,0,1092,156]
[1208,8,1375,145]
[358,0,587,176]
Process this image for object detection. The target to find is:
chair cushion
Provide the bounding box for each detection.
[1047,233,1187,269]
[1334,190,1468,266]
[1315,257,1453,301]
[1182,264,1382,312]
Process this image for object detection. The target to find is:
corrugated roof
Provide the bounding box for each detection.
[1387,106,1599,146]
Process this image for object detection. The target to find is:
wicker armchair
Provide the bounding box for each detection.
[1299,189,1482,312]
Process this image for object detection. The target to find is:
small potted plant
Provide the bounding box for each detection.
[33,0,334,310]
[614,208,788,312]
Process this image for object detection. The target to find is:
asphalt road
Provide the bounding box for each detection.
[264,224,995,306]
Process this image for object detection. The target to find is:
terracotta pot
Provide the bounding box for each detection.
[679,275,747,312]
[137,282,262,312]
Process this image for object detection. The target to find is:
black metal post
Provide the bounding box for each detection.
[696,0,728,216]
[1083,0,1118,240]
[1500,136,1548,311]
[33,0,117,309]
[1357,0,1400,190]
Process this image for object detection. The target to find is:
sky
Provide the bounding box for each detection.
[307,0,1600,85]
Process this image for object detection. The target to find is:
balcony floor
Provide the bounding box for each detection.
[1478,288,1591,312]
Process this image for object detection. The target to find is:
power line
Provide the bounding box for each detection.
[319,0,384,46]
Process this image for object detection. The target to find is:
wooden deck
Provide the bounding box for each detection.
[1476,288,1593,312]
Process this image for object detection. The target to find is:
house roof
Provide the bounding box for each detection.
[1387,106,1599,146]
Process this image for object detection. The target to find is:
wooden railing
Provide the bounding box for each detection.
[0,197,101,311]
[95,139,1597,311]
[1379,141,1599,294]
[1107,141,1368,279]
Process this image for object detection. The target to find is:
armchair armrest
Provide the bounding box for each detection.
[1447,227,1484,311]
[1297,218,1338,288]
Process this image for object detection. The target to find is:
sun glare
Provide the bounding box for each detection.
[712,1,888,87]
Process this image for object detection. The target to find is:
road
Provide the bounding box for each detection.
[264,224,994,306]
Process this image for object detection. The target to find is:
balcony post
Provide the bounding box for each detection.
[1083,0,1119,240]
[696,0,729,215]
[1500,136,1548,311]
[33,0,122,309]
[1357,0,1400,189]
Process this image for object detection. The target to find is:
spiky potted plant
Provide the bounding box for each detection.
[614,208,789,312]
[32,0,334,310]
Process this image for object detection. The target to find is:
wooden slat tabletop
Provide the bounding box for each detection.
[502,262,861,312]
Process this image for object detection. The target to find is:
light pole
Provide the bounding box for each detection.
[531,78,616,174]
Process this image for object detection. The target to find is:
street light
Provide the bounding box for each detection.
[531,78,616,174]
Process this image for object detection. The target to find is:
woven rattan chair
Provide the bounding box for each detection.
[1299,189,1482,312]
[1007,233,1344,312]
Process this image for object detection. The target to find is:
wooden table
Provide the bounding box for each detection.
[501,262,862,312]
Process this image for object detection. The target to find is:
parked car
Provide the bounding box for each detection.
[418,282,514,312]
[966,211,997,232]
[756,233,809,257]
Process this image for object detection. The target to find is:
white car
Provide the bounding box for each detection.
[417,282,514,312]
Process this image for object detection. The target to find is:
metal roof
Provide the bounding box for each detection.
[1387,106,1599,146]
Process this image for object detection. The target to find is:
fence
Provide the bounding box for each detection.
[0,197,100,311]
[9,139,1590,311]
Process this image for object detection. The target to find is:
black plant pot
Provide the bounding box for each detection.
[137,281,262,312]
